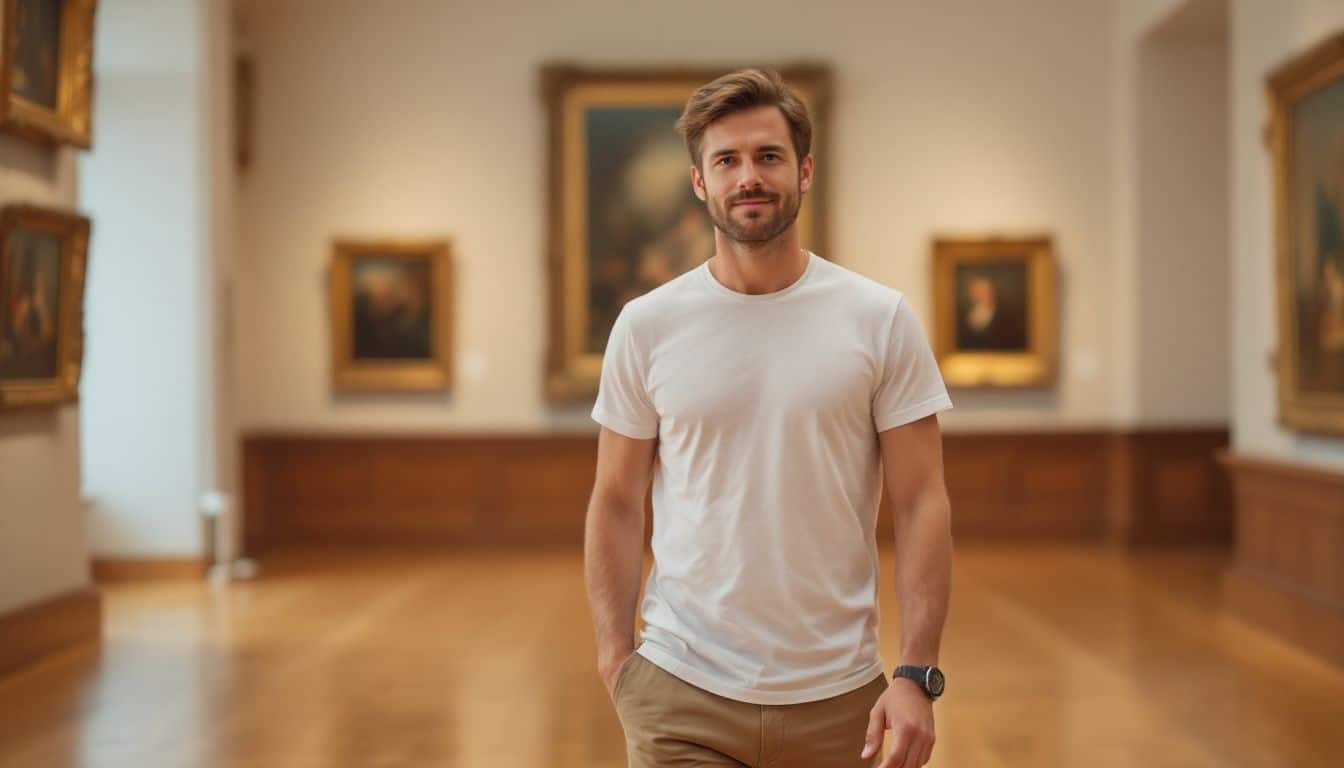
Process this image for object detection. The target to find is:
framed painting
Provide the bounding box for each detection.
[0,0,96,148]
[931,236,1057,388]
[0,204,89,408]
[1268,30,1344,435]
[541,63,832,402]
[330,239,453,392]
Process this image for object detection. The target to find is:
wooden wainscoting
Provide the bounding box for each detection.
[0,588,102,679]
[242,428,1229,553]
[1220,452,1344,666]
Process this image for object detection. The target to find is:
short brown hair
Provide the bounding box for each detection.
[674,68,812,169]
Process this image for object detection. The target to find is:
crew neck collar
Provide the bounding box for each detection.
[698,251,817,303]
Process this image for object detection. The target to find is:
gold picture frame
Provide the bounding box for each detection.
[1267,30,1344,435]
[330,239,454,392]
[541,63,832,403]
[0,0,96,148]
[931,236,1057,388]
[0,204,90,408]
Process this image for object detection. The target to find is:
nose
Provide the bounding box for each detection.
[734,159,764,190]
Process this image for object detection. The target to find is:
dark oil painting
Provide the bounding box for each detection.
[11,0,63,110]
[954,260,1029,352]
[1291,75,1344,396]
[1,227,62,380]
[351,256,432,361]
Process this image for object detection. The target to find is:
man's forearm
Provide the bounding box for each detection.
[584,493,646,660]
[894,487,952,666]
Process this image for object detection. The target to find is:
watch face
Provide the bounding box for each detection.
[927,667,945,696]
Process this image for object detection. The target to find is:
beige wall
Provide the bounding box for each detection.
[0,23,90,615]
[1231,0,1344,469]
[236,0,1117,434]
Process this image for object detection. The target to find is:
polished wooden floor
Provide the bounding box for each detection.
[2,546,1342,767]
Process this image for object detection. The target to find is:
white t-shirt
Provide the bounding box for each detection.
[590,251,953,705]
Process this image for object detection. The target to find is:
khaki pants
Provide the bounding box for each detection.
[612,652,889,768]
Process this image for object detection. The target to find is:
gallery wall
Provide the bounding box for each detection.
[0,37,90,612]
[78,0,233,558]
[235,0,1127,434]
[1231,0,1344,469]
[1134,0,1230,425]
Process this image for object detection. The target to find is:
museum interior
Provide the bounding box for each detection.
[1,0,1343,766]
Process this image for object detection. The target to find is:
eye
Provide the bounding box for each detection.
[763,152,780,161]
[716,156,733,166]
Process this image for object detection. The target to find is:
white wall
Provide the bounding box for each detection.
[236,0,1116,434]
[1135,2,1230,424]
[1231,0,1344,469]
[0,22,90,612]
[78,0,225,557]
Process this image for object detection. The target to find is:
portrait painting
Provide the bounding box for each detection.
[542,63,832,402]
[329,240,453,392]
[954,260,1029,352]
[1269,31,1344,434]
[0,0,96,147]
[932,237,1057,388]
[0,204,89,409]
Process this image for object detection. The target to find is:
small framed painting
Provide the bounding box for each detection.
[0,204,90,408]
[931,236,1057,388]
[0,0,96,148]
[329,239,454,392]
[1267,30,1344,435]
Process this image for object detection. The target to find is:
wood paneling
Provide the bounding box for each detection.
[1220,452,1344,666]
[1109,429,1233,546]
[242,428,1230,553]
[91,558,208,583]
[0,588,101,679]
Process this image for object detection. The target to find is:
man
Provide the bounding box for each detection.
[584,68,953,768]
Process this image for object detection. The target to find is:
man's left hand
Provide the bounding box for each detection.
[860,678,935,767]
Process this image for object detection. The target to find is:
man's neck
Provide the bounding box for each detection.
[707,228,807,295]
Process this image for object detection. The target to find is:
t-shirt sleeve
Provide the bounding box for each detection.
[872,294,954,432]
[590,307,659,439]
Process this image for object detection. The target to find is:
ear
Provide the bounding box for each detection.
[690,165,707,202]
[798,154,814,194]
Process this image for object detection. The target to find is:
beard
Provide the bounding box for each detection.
[706,183,802,245]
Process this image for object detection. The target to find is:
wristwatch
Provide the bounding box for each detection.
[892,665,945,700]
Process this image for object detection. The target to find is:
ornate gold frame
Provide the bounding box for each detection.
[931,236,1058,388]
[329,239,454,392]
[1267,30,1344,435]
[0,0,96,148]
[541,63,832,403]
[0,204,90,409]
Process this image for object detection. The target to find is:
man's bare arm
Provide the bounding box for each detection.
[584,426,658,695]
[881,412,952,667]
[862,413,951,768]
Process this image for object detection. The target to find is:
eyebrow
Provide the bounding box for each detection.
[708,144,790,161]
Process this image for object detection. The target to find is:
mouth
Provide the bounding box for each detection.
[732,198,775,208]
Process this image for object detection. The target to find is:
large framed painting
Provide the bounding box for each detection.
[329,239,453,392]
[0,0,96,148]
[0,204,89,408]
[1268,31,1344,435]
[931,236,1057,388]
[541,63,832,402]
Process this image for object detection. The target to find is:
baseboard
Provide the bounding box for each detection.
[0,587,102,679]
[91,557,208,583]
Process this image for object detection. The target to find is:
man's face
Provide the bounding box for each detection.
[690,106,813,245]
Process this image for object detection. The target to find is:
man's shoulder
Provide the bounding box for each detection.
[811,255,908,313]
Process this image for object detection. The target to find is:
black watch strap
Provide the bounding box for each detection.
[892,665,944,700]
